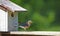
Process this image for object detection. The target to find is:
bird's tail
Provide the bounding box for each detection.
[19,26,26,31]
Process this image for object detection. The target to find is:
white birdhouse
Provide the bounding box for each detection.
[0,0,27,32]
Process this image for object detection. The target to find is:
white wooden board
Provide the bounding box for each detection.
[0,9,8,32]
[10,31,60,36]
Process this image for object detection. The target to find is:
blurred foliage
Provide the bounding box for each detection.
[11,0,60,31]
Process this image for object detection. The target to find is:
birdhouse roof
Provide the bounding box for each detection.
[1,0,27,12]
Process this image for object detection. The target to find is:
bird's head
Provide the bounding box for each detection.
[27,20,32,24]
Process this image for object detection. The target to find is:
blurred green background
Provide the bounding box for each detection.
[11,0,60,31]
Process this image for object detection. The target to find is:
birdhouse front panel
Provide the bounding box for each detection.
[8,12,18,31]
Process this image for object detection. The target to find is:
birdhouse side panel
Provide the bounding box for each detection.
[0,9,8,32]
[8,12,18,31]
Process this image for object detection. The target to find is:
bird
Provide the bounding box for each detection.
[19,20,32,30]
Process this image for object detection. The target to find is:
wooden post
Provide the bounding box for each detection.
[0,33,2,36]
[1,32,10,36]
[0,32,10,36]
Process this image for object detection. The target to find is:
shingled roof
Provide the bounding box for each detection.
[0,0,27,12]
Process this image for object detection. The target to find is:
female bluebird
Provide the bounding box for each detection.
[19,20,32,30]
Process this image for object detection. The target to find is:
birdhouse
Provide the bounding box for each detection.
[0,0,27,32]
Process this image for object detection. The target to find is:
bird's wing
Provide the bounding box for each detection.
[20,23,29,27]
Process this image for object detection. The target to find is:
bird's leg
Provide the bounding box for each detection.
[23,28,27,31]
